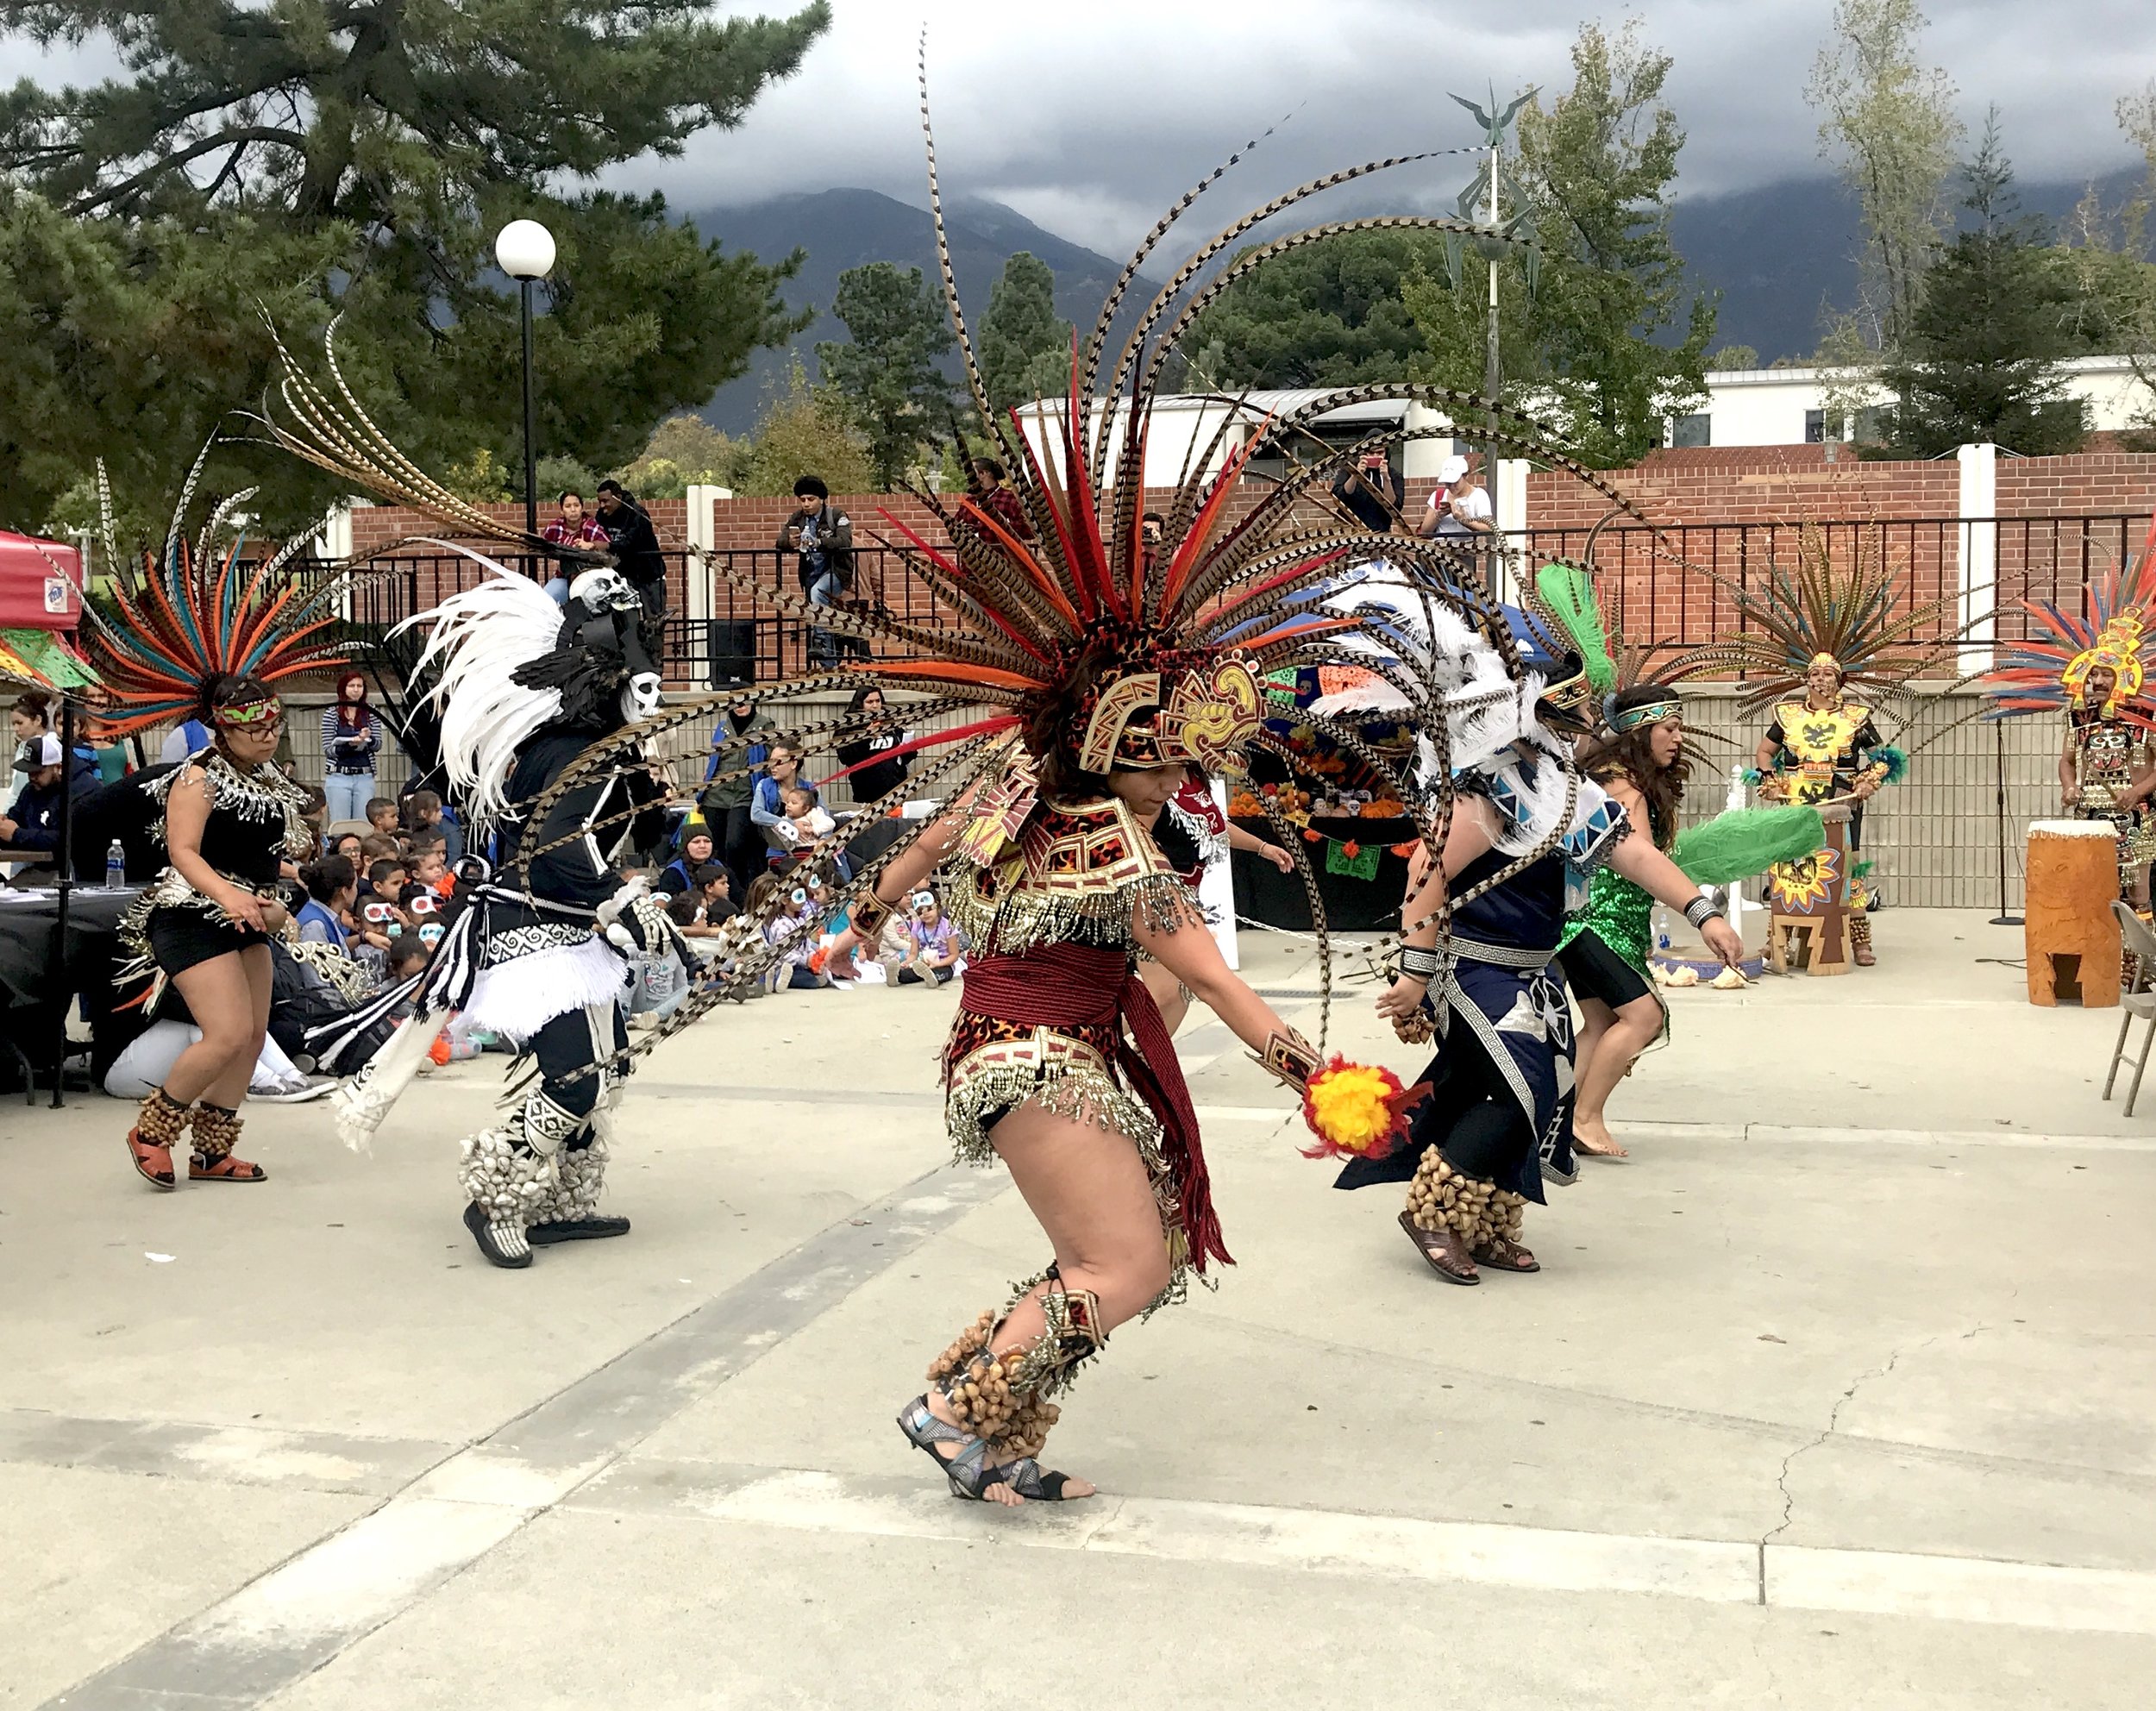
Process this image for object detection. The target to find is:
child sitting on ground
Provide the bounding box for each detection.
[895,888,964,985]
[746,870,828,989]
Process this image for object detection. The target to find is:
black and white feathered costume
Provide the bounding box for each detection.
[326,556,683,1268]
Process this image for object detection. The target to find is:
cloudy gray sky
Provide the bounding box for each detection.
[23,0,2154,251]
[610,0,2154,247]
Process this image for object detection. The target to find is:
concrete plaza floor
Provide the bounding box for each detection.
[3,908,2153,1708]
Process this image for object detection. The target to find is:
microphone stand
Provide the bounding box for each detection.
[49,693,78,1106]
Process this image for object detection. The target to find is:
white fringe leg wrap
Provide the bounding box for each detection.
[332,1012,448,1152]
[457,1126,552,1261]
[1404,1150,1494,1239]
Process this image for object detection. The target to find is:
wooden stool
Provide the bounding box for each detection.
[1765,810,1852,976]
[2026,819,2122,1008]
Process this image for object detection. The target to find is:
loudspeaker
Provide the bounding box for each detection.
[706,618,756,688]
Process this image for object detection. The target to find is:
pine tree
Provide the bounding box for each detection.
[816,263,959,489]
[0,2,827,528]
[977,252,1074,412]
[1876,115,2084,457]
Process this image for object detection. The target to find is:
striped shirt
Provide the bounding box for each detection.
[322,705,379,774]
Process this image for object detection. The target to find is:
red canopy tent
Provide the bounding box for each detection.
[0,531,84,630]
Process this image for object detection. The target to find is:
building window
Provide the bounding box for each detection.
[1804,408,1830,443]
[1670,412,1711,448]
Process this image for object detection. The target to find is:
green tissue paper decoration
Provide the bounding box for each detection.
[1671,805,1827,886]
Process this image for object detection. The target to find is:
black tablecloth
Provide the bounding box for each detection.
[1229,846,1412,933]
[0,886,147,1086]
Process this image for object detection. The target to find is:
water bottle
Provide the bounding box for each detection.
[104,838,126,890]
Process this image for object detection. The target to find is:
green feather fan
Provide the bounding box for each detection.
[1534,563,1615,698]
[1671,805,1826,887]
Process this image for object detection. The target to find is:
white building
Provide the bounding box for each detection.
[1012,391,1464,489]
[1670,354,2153,449]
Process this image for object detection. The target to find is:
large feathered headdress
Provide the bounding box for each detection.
[1664,523,1955,711]
[266,47,1689,1033]
[1979,512,2156,727]
[78,442,354,735]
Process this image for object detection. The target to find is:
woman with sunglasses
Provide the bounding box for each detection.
[120,674,310,1189]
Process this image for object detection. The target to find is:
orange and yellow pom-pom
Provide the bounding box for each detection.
[1298,1056,1426,1161]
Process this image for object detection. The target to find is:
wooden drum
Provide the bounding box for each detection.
[2025,819,2122,1008]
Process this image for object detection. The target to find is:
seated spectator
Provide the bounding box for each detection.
[1,733,95,870]
[366,796,401,837]
[296,856,358,949]
[835,685,912,809]
[656,828,718,897]
[776,477,856,669]
[894,888,964,986]
[360,857,414,936]
[768,783,837,851]
[406,787,464,863]
[357,833,400,881]
[9,688,55,801]
[747,870,827,989]
[332,830,365,862]
[159,711,214,765]
[409,841,463,909]
[387,930,430,978]
[697,863,738,925]
[542,489,611,603]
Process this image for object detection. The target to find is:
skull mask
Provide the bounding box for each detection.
[511,567,663,728]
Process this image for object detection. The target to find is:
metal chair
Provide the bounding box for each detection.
[2103,901,2156,1114]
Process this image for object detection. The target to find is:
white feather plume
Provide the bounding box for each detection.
[396,542,568,830]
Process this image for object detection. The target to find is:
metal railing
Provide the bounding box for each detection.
[1499,514,2148,656]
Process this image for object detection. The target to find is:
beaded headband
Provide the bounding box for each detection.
[1610,695,1682,734]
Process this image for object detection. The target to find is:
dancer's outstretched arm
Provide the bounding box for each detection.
[1133,907,1300,1059]
[1608,835,1744,968]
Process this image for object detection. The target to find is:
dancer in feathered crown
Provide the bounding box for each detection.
[78,448,342,1190]
[1545,571,1824,1162]
[1670,529,1939,968]
[269,48,1763,1496]
[1307,562,1747,1282]
[260,325,682,1268]
[1979,514,2156,907]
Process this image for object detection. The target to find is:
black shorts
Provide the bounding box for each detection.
[1557,930,1656,1011]
[147,906,268,977]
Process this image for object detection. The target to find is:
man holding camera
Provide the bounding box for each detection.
[777,476,856,671]
[1330,450,1404,536]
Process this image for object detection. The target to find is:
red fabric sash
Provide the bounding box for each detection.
[960,941,1232,1273]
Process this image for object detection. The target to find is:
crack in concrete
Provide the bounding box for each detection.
[1758,1322,1990,1581]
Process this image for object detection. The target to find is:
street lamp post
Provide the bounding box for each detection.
[493,219,557,539]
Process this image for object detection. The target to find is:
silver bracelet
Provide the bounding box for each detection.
[1683,894,1724,930]
[1399,944,1442,979]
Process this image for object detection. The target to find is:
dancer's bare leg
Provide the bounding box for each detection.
[165,948,269,1106]
[921,1101,1169,1504]
[1573,991,1661,1159]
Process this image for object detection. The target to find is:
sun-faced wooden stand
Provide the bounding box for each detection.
[1766,804,1852,976]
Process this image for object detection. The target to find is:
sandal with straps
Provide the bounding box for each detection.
[189,1152,266,1182]
[996,1456,1089,1501]
[896,1395,1006,1501]
[1471,1234,1541,1274]
[124,1128,177,1191]
[1398,1209,1479,1285]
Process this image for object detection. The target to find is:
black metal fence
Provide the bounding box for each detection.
[342,514,2149,690]
[1500,514,2148,658]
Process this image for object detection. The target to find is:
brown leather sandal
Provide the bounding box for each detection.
[189,1151,266,1181]
[1398,1209,1479,1285]
[125,1127,178,1190]
[1471,1234,1541,1273]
